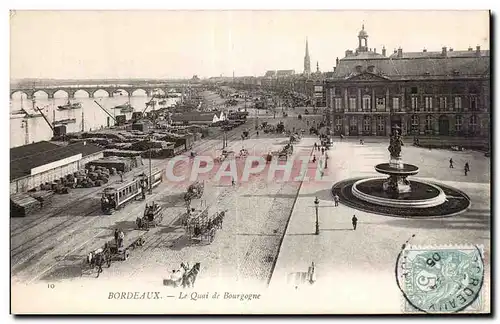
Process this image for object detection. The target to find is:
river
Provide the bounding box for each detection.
[10,91,180,148]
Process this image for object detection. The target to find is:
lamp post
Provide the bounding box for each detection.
[314,197,320,235]
[325,155,328,169]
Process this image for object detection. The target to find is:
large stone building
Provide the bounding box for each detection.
[326,25,490,138]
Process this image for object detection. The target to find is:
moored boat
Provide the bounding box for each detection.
[58,100,82,110]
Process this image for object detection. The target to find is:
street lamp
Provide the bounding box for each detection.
[314,196,320,235]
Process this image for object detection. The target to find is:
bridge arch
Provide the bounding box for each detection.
[10,91,29,100]
[112,89,130,97]
[92,89,110,98]
[53,89,69,98]
[33,90,49,99]
[74,89,90,98]
[131,88,148,97]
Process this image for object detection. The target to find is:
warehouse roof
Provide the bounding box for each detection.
[10,141,104,181]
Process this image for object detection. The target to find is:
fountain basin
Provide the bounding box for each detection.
[352,177,447,208]
[375,163,419,176]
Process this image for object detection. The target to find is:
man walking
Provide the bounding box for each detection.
[232,177,236,187]
[351,215,358,231]
[464,164,469,176]
[334,194,340,207]
[114,229,119,246]
[449,158,454,168]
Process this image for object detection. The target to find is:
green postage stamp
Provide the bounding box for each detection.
[396,244,485,314]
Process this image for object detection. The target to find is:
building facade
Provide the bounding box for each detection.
[325,26,490,138]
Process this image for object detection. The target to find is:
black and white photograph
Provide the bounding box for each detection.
[8,9,491,314]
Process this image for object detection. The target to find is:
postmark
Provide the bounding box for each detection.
[396,244,484,314]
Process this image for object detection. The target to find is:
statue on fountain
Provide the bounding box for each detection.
[388,129,404,159]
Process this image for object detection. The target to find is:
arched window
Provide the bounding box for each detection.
[363,116,371,132]
[455,115,463,131]
[411,115,419,133]
[355,65,363,73]
[335,116,342,131]
[377,116,385,132]
[425,115,433,131]
[367,66,375,73]
[470,115,478,132]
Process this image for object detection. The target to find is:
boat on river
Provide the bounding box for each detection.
[58,100,82,110]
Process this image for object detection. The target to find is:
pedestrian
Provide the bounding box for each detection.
[464,164,468,176]
[465,162,470,172]
[114,229,119,245]
[334,194,339,207]
[314,142,317,150]
[449,158,454,168]
[312,155,316,163]
[232,177,235,186]
[351,215,358,231]
[118,230,125,248]
[321,147,325,155]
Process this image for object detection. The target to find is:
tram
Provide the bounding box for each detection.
[101,169,163,214]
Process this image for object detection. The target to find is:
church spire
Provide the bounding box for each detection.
[304,37,311,76]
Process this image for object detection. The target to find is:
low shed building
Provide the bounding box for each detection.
[10,141,104,194]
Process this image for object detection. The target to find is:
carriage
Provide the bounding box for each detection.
[136,202,163,229]
[214,150,234,163]
[183,208,226,244]
[107,240,130,261]
[184,181,204,202]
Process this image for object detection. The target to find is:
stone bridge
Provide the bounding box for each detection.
[10,82,203,99]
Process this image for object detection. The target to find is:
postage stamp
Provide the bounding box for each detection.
[396,245,484,314]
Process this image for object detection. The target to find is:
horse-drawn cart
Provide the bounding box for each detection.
[136,202,163,229]
[183,208,226,245]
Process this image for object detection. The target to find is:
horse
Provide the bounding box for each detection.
[93,250,111,278]
[182,263,201,288]
[163,262,189,288]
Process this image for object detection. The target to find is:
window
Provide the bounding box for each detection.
[454,96,462,111]
[363,116,371,132]
[362,95,371,112]
[411,96,419,111]
[425,115,433,131]
[411,115,419,133]
[377,116,385,132]
[424,97,433,112]
[411,87,418,94]
[393,97,400,112]
[350,116,357,131]
[376,98,385,111]
[335,116,342,131]
[334,98,342,112]
[439,97,446,111]
[349,97,357,111]
[470,115,478,132]
[470,96,478,111]
[455,115,463,131]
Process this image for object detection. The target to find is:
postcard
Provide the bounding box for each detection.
[9,10,491,314]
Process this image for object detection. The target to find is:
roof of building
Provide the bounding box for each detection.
[277,70,295,77]
[264,70,277,78]
[332,50,490,81]
[10,141,104,181]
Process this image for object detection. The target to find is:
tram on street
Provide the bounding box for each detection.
[100,169,163,214]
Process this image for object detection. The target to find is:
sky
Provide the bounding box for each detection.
[10,10,490,80]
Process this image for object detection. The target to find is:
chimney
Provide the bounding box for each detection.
[423,48,427,52]
[476,45,481,55]
[449,48,454,52]
[442,46,447,56]
[397,47,403,58]
[394,49,397,54]
[382,46,386,56]
[468,46,473,51]
[333,67,336,73]
[336,57,339,65]
[374,48,377,53]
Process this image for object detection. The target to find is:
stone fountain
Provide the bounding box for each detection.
[351,126,447,208]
